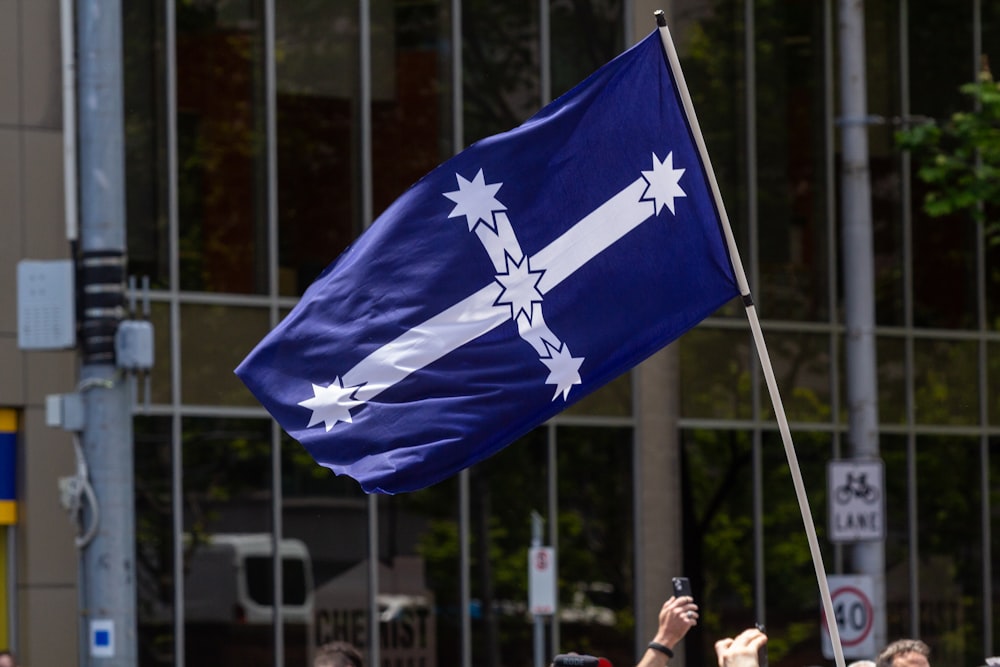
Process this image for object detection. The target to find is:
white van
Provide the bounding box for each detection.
[183,533,315,624]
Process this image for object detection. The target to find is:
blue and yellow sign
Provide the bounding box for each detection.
[0,410,16,525]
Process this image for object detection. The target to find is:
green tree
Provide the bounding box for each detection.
[896,63,1000,238]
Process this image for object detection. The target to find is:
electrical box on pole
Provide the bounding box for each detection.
[16,260,76,350]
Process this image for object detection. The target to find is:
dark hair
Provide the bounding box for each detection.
[876,639,931,667]
[314,641,363,667]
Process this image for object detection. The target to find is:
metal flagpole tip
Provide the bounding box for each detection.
[655,9,666,27]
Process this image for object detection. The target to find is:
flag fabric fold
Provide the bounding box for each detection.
[236,29,739,494]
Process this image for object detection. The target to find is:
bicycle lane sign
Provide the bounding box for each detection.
[828,459,885,542]
[821,575,876,659]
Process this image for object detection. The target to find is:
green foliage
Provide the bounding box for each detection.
[896,66,1000,237]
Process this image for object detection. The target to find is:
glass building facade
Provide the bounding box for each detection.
[2,0,999,666]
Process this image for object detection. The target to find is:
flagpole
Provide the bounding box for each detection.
[654,12,847,667]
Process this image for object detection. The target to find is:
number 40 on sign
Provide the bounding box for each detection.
[821,575,876,659]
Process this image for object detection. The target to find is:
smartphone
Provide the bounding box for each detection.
[671,576,692,598]
[553,655,610,667]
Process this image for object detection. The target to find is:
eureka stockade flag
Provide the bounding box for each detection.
[236,30,740,494]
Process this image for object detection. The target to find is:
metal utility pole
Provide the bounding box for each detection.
[837,0,887,652]
[76,0,137,662]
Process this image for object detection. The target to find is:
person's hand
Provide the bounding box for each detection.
[651,595,699,648]
[714,627,768,667]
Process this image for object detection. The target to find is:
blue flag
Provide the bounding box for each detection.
[236,30,739,494]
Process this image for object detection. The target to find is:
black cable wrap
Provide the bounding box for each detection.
[80,250,126,364]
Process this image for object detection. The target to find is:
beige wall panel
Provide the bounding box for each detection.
[24,349,74,407]
[0,129,24,335]
[20,0,61,129]
[20,406,77,585]
[0,0,18,125]
[0,337,25,406]
[22,129,68,259]
[17,584,79,667]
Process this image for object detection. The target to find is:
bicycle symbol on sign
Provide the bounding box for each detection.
[835,472,880,505]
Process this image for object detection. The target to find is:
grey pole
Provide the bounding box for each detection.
[77,0,136,663]
[531,512,544,667]
[837,0,886,651]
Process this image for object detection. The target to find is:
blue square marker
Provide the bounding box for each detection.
[90,619,115,658]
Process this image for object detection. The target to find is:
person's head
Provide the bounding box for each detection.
[877,639,931,667]
[0,649,16,667]
[314,641,363,667]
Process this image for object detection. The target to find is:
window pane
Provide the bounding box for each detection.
[124,0,169,288]
[877,335,906,426]
[989,0,1000,323]
[550,1,623,99]
[462,2,540,142]
[906,0,979,329]
[910,210,978,330]
[180,303,270,406]
[149,300,173,405]
[372,0,451,219]
[755,1,831,322]
[988,242,1000,331]
[680,328,752,421]
[177,1,268,294]
[989,342,1000,425]
[867,1,905,328]
[881,433,909,634]
[913,338,979,426]
[275,0,360,296]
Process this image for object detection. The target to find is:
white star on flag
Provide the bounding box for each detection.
[641,151,686,215]
[541,341,584,400]
[299,378,362,431]
[443,168,507,231]
[495,254,545,321]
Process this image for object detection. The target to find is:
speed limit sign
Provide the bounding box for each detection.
[529,546,556,615]
[821,575,876,659]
